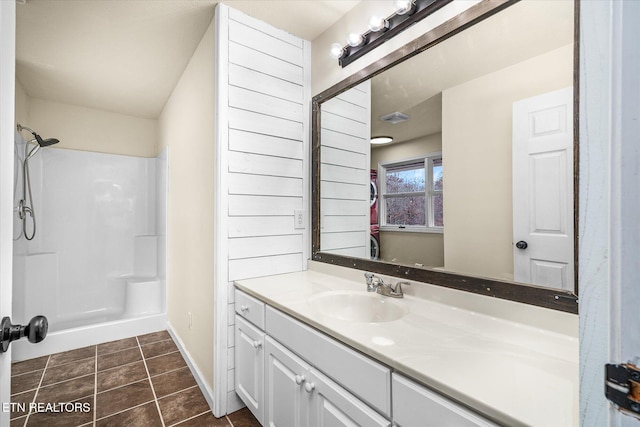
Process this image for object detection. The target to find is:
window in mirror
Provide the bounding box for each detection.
[379,153,443,232]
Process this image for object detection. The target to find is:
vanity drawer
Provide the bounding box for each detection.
[392,374,499,427]
[235,288,265,330]
[266,306,391,417]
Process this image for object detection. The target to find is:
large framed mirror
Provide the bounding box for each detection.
[312,0,579,313]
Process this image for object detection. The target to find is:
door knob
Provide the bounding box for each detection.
[0,315,48,353]
[515,240,528,250]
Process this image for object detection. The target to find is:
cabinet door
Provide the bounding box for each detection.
[265,336,311,427]
[392,374,499,427]
[307,369,390,427]
[235,315,265,424]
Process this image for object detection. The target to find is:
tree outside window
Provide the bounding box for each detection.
[380,154,443,232]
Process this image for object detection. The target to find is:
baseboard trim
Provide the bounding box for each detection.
[166,322,214,411]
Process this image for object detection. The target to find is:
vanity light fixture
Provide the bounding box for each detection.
[329,0,452,68]
[393,0,417,15]
[368,15,389,33]
[371,136,394,145]
[330,43,346,59]
[347,32,366,48]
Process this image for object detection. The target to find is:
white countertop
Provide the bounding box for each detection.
[235,266,578,427]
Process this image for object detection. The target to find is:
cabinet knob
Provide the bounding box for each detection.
[240,305,249,313]
[295,375,305,385]
[252,340,262,349]
[304,382,315,393]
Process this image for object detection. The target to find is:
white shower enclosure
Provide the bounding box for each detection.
[12,135,167,358]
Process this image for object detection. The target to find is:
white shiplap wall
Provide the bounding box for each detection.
[320,82,371,258]
[214,4,310,415]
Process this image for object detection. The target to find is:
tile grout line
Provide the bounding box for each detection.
[142,348,180,362]
[93,346,98,426]
[166,409,212,427]
[158,384,198,400]
[93,399,156,423]
[23,354,51,426]
[137,336,166,427]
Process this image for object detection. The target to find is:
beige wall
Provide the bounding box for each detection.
[372,133,444,267]
[23,97,156,157]
[379,231,444,267]
[311,0,481,96]
[158,19,215,389]
[15,79,29,128]
[442,44,573,281]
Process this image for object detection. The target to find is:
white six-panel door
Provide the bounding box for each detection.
[512,87,574,290]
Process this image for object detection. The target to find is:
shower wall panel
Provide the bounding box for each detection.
[13,148,158,330]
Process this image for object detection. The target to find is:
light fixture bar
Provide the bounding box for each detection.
[337,0,453,68]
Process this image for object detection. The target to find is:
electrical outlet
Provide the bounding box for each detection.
[294,210,305,229]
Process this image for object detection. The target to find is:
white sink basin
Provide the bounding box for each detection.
[308,290,408,323]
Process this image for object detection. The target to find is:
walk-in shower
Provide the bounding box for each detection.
[15,124,59,241]
[12,130,168,360]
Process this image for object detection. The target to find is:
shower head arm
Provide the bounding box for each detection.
[17,124,59,148]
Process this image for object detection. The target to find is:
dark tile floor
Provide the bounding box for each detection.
[10,330,261,427]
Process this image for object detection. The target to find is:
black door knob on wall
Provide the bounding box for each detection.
[0,315,48,353]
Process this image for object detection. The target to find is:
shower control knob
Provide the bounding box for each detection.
[0,315,48,353]
[515,240,528,250]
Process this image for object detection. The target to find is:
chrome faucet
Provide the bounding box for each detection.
[364,273,410,298]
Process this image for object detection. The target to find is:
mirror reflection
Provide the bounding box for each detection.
[319,0,575,291]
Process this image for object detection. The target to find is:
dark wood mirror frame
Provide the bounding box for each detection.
[311,0,579,314]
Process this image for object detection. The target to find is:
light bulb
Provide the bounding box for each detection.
[368,15,389,32]
[330,43,345,59]
[393,0,415,15]
[347,33,365,47]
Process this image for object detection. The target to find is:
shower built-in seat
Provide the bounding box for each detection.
[120,235,163,318]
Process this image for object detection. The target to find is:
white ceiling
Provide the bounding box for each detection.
[16,0,359,119]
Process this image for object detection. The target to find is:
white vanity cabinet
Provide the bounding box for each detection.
[236,288,391,427]
[264,336,311,426]
[235,315,265,424]
[235,289,268,424]
[392,374,499,427]
[265,335,390,427]
[236,288,496,427]
[307,369,390,427]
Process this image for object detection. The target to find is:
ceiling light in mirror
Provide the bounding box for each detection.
[371,136,394,145]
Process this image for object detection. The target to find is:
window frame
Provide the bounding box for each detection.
[378,152,443,233]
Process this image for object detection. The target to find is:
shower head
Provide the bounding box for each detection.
[35,135,60,147]
[17,124,60,147]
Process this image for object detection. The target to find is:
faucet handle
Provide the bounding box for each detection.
[364,272,375,284]
[365,272,381,292]
[391,281,411,296]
